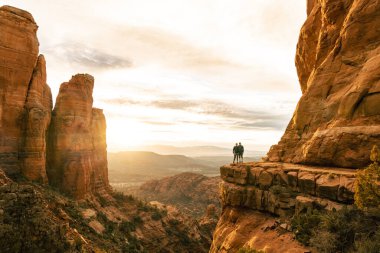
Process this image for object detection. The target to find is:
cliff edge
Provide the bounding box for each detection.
[211,1,380,252]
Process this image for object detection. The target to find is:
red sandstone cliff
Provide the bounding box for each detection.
[47,74,110,199]
[267,0,380,168]
[0,5,109,198]
[0,6,43,178]
[210,1,380,252]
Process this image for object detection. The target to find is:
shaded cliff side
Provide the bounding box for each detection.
[267,0,380,168]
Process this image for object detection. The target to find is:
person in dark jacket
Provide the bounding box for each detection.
[238,142,244,163]
[233,143,239,163]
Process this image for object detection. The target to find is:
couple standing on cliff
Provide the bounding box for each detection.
[233,142,244,164]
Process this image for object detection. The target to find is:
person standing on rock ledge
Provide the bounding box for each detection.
[238,142,244,163]
[233,143,239,163]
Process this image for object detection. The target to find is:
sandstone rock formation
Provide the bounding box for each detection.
[0,5,110,198]
[210,207,309,253]
[21,55,52,183]
[47,74,110,199]
[220,162,355,217]
[209,162,356,252]
[0,6,42,177]
[267,0,380,168]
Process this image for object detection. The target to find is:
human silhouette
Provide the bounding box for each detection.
[233,143,239,163]
[238,142,244,163]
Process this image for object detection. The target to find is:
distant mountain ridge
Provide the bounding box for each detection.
[123,145,265,157]
[108,151,217,184]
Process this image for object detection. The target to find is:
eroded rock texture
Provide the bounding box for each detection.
[267,0,380,168]
[209,162,356,252]
[0,6,52,183]
[21,55,52,183]
[47,74,109,199]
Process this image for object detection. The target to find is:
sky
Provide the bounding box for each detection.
[4,0,306,152]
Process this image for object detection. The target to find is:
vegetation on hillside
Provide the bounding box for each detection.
[354,145,380,210]
[291,146,380,253]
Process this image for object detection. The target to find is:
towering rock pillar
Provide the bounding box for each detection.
[47,74,109,199]
[0,6,52,181]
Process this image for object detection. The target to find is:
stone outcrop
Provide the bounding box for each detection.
[267,0,380,168]
[209,162,356,252]
[219,162,355,217]
[0,5,110,198]
[47,74,110,199]
[209,207,310,253]
[0,6,42,177]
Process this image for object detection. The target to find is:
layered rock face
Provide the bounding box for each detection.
[209,162,356,252]
[0,6,53,183]
[47,74,110,199]
[0,6,42,177]
[0,5,110,198]
[21,55,52,183]
[219,162,355,217]
[267,0,380,168]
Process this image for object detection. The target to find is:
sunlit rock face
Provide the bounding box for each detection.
[0,5,110,197]
[0,6,52,182]
[21,55,53,183]
[47,74,110,199]
[267,0,380,168]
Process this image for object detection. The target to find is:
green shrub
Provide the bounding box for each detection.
[355,145,380,210]
[291,210,322,245]
[151,210,163,220]
[355,229,380,253]
[293,206,380,252]
[120,221,136,233]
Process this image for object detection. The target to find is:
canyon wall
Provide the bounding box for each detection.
[0,6,109,199]
[211,1,380,252]
[267,0,380,168]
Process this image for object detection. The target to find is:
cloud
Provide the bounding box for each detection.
[45,42,132,70]
[103,97,290,130]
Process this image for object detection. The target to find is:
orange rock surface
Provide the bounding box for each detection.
[267,0,380,168]
[47,74,110,199]
[0,6,41,177]
[0,5,110,197]
[21,55,52,183]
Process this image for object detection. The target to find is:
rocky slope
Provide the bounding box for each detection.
[118,172,220,250]
[126,172,220,218]
[211,1,380,252]
[0,5,214,253]
[267,0,380,168]
[0,172,212,253]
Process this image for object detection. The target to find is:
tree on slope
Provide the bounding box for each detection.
[355,145,380,210]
